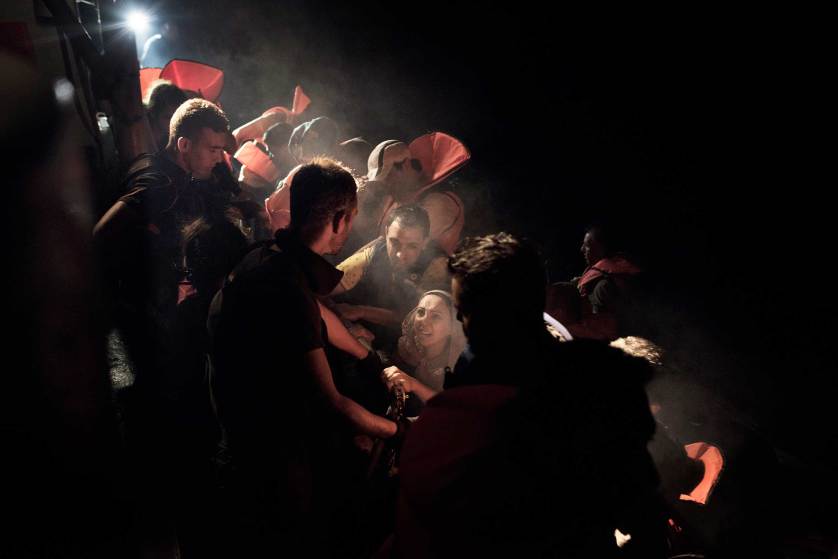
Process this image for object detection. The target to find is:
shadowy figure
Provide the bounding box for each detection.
[387,233,667,558]
[207,158,399,557]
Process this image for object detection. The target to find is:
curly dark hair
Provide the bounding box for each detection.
[448,232,546,319]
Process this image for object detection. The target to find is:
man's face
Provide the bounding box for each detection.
[581,231,605,267]
[180,127,228,180]
[385,219,427,273]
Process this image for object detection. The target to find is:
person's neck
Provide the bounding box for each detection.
[423,338,448,361]
[301,229,331,256]
[165,145,190,175]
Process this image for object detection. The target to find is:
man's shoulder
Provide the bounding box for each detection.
[404,385,519,443]
[230,244,296,289]
[414,241,449,275]
[126,153,181,183]
[119,153,183,206]
[338,237,382,268]
[336,236,383,291]
[211,246,316,332]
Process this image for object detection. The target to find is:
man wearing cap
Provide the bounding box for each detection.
[367,140,424,202]
[263,121,296,175]
[366,137,467,255]
[332,204,451,341]
[289,116,340,164]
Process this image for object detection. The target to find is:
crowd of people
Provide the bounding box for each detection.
[89,71,768,558]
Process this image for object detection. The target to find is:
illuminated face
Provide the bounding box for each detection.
[180,127,228,180]
[385,219,427,273]
[581,231,605,267]
[414,294,453,349]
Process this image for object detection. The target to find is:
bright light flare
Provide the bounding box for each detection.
[126,10,150,34]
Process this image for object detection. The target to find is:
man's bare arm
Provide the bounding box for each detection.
[317,301,369,359]
[304,348,397,439]
[334,303,399,326]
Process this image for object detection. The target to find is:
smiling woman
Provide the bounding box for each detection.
[387,290,466,406]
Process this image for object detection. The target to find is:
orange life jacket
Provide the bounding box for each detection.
[578,256,641,297]
[679,442,725,505]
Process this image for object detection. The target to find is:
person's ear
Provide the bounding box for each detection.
[177,136,191,153]
[332,210,346,234]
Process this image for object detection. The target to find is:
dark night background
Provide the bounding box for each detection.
[138,2,833,467]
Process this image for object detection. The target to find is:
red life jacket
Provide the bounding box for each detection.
[139,67,163,100]
[578,256,641,297]
[177,281,197,305]
[234,140,280,184]
[264,165,304,233]
[257,85,312,131]
[159,59,224,102]
[679,442,725,506]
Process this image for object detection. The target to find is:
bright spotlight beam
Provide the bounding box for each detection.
[126,10,150,34]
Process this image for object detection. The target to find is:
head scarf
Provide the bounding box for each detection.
[397,290,466,392]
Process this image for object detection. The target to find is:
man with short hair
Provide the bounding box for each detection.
[94,98,237,387]
[96,98,234,243]
[207,158,397,556]
[93,98,239,559]
[390,232,666,558]
[333,204,450,330]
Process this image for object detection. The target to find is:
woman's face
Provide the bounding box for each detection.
[413,294,452,349]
